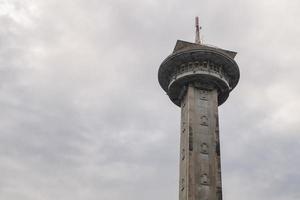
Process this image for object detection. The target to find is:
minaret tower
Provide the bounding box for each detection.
[158,18,240,200]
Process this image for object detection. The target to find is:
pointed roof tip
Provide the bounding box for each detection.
[173,40,237,59]
[224,50,237,59]
[173,40,200,53]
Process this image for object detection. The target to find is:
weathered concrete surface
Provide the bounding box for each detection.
[179,83,222,200]
[158,40,239,200]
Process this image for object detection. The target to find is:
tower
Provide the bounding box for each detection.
[158,18,240,200]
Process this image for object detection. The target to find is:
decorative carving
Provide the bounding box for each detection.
[201,143,208,154]
[181,121,186,132]
[200,95,208,101]
[184,64,188,72]
[199,89,208,101]
[180,64,185,73]
[188,62,194,71]
[181,148,185,160]
[189,126,193,151]
[214,65,220,73]
[200,115,208,126]
[203,61,208,68]
[181,178,185,191]
[194,61,199,72]
[170,60,228,84]
[200,173,209,185]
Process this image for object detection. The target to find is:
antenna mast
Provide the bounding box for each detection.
[195,16,202,44]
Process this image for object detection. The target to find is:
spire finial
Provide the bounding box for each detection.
[195,16,202,44]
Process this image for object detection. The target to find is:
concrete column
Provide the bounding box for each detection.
[179,83,222,200]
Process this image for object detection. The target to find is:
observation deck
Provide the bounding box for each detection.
[158,40,240,106]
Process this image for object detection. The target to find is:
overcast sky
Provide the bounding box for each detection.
[1,0,300,200]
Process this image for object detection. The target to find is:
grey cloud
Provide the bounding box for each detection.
[1,0,300,200]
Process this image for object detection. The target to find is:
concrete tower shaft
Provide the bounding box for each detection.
[158,39,239,200]
[179,84,221,200]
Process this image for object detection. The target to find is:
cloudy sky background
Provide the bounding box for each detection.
[1,0,300,199]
